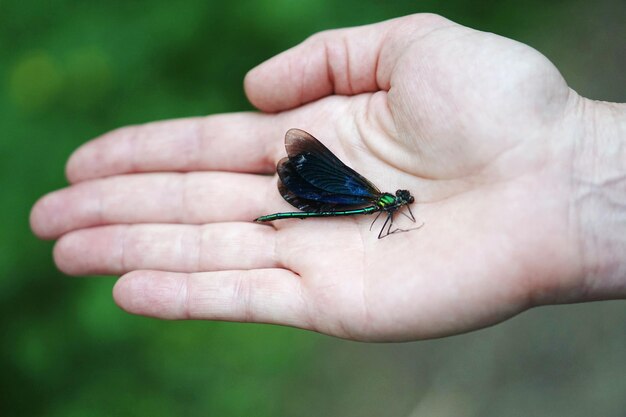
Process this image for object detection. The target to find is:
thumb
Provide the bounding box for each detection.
[244,14,450,113]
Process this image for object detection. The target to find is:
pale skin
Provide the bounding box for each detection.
[30,14,626,341]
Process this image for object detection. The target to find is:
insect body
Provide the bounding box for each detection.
[254,129,418,239]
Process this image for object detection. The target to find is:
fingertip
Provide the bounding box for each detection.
[113,271,184,319]
[30,192,65,240]
[244,36,338,113]
[65,128,133,183]
[243,66,264,110]
[30,196,47,239]
[53,232,90,276]
[244,59,305,113]
[65,143,89,183]
[65,141,107,184]
[112,271,140,314]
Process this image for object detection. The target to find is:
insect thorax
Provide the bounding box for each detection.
[377,193,397,208]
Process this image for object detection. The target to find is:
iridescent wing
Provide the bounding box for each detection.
[284,129,382,198]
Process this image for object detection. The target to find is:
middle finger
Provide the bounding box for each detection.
[31,171,275,239]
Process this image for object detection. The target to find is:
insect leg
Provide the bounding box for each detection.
[388,206,423,236]
[369,210,383,231]
[398,205,416,222]
[377,212,392,239]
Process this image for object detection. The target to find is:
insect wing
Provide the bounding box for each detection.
[277,157,373,210]
[285,129,381,198]
[278,182,327,212]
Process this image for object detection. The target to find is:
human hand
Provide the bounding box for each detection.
[30,14,625,341]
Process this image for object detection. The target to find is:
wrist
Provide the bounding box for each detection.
[571,97,626,300]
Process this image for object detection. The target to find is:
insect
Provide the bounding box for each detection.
[255,129,419,239]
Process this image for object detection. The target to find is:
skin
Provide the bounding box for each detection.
[30,14,626,341]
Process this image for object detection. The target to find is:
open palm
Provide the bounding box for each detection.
[31,14,585,341]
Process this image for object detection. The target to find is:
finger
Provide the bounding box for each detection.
[53,223,278,276]
[244,14,452,112]
[66,112,287,183]
[30,172,273,239]
[113,269,311,328]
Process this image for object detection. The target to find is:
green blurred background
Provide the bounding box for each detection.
[2,1,625,416]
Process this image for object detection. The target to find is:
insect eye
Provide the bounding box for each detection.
[396,190,411,200]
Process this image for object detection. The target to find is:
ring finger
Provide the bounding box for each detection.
[53,222,279,276]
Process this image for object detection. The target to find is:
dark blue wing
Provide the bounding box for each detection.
[277,158,374,211]
[284,129,382,198]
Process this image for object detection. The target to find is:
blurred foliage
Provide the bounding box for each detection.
[0,0,624,416]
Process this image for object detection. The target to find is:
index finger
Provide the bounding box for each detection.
[66,112,286,183]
